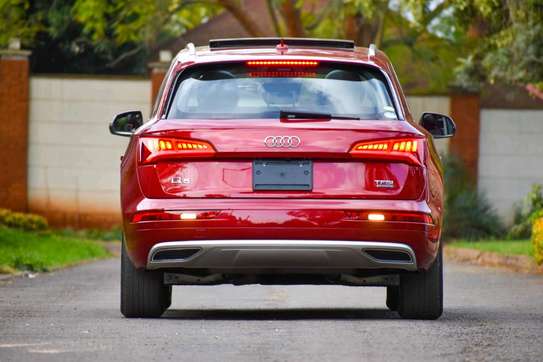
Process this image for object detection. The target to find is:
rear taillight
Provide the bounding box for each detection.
[347,211,433,224]
[132,210,223,223]
[350,138,424,165]
[140,137,215,164]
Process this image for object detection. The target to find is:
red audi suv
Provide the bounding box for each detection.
[110,38,455,319]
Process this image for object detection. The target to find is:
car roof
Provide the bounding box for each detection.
[172,38,392,71]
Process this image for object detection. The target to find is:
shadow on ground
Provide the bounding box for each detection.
[162,308,399,320]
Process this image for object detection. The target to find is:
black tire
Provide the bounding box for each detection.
[120,238,171,318]
[397,245,443,320]
[386,286,399,311]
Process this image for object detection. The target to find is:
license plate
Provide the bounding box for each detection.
[253,160,312,191]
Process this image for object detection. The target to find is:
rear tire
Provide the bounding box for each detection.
[386,286,399,311]
[397,245,443,320]
[120,238,171,318]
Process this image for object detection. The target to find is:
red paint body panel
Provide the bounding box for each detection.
[119,45,445,273]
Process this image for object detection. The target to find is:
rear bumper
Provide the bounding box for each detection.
[146,240,417,271]
[123,199,441,270]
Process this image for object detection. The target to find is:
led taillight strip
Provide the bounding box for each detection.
[350,138,423,165]
[140,137,215,164]
[353,140,418,152]
[246,60,319,67]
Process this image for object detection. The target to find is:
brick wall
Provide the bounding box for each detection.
[449,94,480,183]
[0,51,31,211]
[27,76,150,227]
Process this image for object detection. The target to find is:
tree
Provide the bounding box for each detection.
[0,0,220,73]
[2,0,540,97]
[452,0,543,99]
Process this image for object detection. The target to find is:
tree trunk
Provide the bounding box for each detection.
[218,0,266,37]
[280,0,305,37]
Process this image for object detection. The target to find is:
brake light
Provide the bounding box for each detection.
[249,71,317,78]
[246,60,319,67]
[350,138,424,165]
[140,137,215,164]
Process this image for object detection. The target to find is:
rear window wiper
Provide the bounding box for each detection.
[279,110,360,121]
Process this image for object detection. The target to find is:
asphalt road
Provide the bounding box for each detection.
[1,258,542,362]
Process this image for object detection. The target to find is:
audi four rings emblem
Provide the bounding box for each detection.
[264,136,301,148]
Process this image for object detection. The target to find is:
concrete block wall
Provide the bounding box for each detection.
[28,76,150,227]
[478,109,543,224]
[406,95,450,155]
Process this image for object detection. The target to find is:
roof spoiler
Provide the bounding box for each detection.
[209,38,355,50]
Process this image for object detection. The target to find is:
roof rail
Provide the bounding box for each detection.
[368,43,377,59]
[209,38,355,50]
[186,42,196,55]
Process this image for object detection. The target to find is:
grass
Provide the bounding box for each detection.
[55,227,122,242]
[449,239,533,257]
[0,226,111,273]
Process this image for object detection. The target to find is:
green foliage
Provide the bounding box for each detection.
[0,0,219,74]
[442,156,504,240]
[453,0,543,92]
[0,226,110,273]
[532,211,543,265]
[450,239,533,257]
[507,184,543,239]
[0,208,48,231]
[0,0,42,46]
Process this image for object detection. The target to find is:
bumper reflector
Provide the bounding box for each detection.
[368,213,385,222]
[132,210,225,223]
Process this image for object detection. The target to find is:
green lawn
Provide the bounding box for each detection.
[0,226,111,274]
[449,239,533,257]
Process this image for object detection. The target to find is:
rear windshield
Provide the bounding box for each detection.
[166,62,398,120]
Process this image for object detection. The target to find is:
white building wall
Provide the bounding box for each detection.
[478,109,543,225]
[406,96,450,155]
[28,76,150,225]
[26,82,452,226]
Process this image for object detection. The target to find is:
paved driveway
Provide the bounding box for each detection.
[0,258,542,361]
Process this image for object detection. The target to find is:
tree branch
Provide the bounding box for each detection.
[106,44,145,68]
[266,0,283,36]
[217,0,266,36]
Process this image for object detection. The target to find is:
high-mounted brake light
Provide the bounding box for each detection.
[350,138,424,165]
[249,71,317,78]
[140,137,215,164]
[246,60,319,67]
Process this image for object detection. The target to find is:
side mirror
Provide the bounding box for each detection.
[109,111,143,137]
[419,112,456,138]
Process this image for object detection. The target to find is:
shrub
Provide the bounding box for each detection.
[442,156,504,240]
[507,184,543,239]
[0,209,48,231]
[531,211,543,265]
